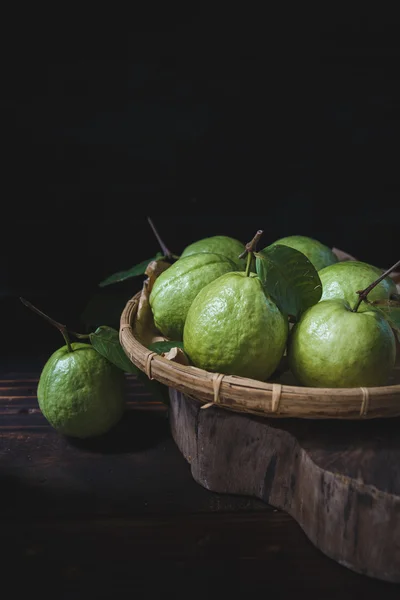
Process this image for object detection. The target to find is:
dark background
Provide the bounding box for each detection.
[3,22,400,363]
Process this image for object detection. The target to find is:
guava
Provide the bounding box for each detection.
[319,260,397,310]
[183,271,289,381]
[287,299,396,387]
[269,235,338,271]
[180,235,245,270]
[149,252,236,340]
[37,343,126,438]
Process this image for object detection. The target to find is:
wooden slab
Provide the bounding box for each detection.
[169,388,400,583]
[2,370,400,596]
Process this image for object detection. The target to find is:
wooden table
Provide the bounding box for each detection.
[1,368,399,599]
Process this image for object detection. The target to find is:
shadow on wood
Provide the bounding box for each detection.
[67,408,170,454]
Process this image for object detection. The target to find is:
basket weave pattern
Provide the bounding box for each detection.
[120,293,400,420]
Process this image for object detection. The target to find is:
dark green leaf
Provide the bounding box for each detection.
[255,244,322,320]
[99,253,164,287]
[81,291,132,330]
[90,326,171,404]
[90,326,139,374]
[369,299,400,338]
[148,340,185,354]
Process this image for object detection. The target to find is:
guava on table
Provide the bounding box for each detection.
[180,235,246,270]
[149,252,236,340]
[319,260,397,310]
[268,235,338,271]
[183,271,289,381]
[287,299,396,387]
[38,342,126,438]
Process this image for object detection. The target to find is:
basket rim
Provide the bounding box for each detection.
[119,292,400,419]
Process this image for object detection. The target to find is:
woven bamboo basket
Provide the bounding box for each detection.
[120,287,400,420]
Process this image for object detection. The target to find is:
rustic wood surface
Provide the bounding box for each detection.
[169,389,400,584]
[1,370,400,599]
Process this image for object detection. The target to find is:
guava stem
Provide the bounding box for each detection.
[240,230,264,277]
[239,230,264,259]
[352,258,400,312]
[71,331,91,340]
[147,217,179,260]
[61,330,73,353]
[245,252,252,277]
[19,297,82,352]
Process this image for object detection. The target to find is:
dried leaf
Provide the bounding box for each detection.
[145,259,171,292]
[162,347,190,366]
[148,340,185,354]
[133,279,167,346]
[133,259,171,346]
[332,247,358,262]
[390,272,400,286]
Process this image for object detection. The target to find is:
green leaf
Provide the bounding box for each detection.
[90,326,139,374]
[369,299,400,339]
[148,340,185,354]
[255,244,322,320]
[90,326,171,405]
[81,291,132,330]
[99,253,164,287]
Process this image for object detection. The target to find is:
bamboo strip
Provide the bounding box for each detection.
[120,293,400,420]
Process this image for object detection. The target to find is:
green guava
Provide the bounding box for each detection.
[149,252,236,340]
[37,343,126,438]
[268,235,338,271]
[183,272,289,381]
[319,260,397,310]
[180,235,245,270]
[287,299,396,387]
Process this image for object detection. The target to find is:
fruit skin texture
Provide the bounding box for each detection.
[269,235,338,271]
[319,260,397,310]
[149,252,236,340]
[287,300,396,388]
[180,235,245,270]
[37,343,126,438]
[183,272,289,381]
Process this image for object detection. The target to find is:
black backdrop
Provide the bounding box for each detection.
[3,23,400,362]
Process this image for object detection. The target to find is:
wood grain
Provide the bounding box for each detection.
[0,374,265,518]
[170,389,400,583]
[4,512,400,599]
[1,372,399,597]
